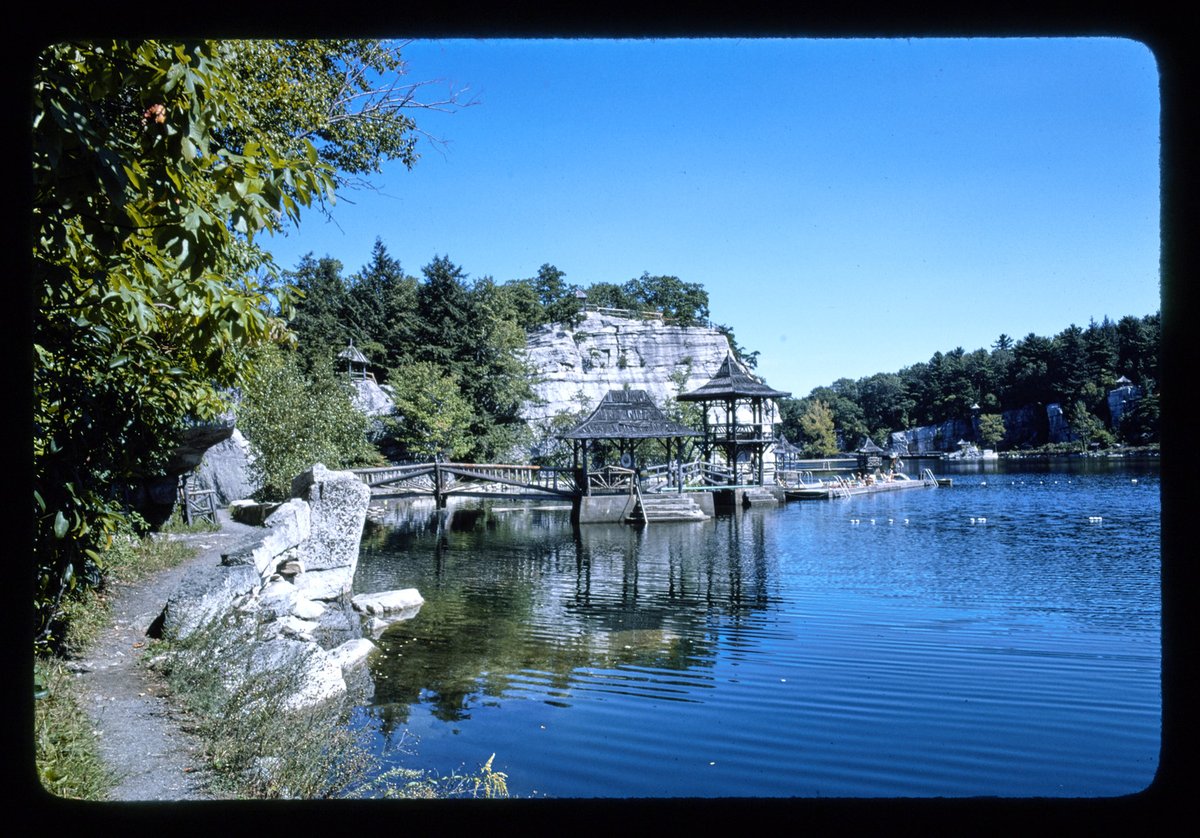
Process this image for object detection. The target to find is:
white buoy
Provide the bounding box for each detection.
[969,517,976,524]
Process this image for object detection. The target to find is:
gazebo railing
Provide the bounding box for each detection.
[588,465,637,493]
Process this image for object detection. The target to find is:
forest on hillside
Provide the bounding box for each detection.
[284,238,1159,463]
[775,313,1160,455]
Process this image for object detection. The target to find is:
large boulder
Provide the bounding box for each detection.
[194,427,259,504]
[349,378,396,417]
[246,637,348,711]
[222,498,311,578]
[290,464,371,580]
[157,562,262,640]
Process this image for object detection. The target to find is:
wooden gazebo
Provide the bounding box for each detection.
[855,436,890,475]
[558,389,700,496]
[337,339,371,381]
[773,433,804,470]
[677,352,791,486]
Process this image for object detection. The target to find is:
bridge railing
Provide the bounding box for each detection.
[352,462,580,498]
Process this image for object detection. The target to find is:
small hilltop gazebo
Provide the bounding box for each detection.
[337,339,371,381]
[558,389,700,496]
[677,352,791,486]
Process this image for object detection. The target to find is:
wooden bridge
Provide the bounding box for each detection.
[351,462,579,505]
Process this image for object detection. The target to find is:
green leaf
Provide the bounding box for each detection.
[53,510,68,539]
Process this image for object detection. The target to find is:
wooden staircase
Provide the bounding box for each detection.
[627,493,710,523]
[742,487,780,507]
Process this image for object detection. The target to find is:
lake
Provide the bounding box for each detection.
[349,457,1161,798]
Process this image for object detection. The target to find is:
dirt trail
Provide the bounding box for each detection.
[69,511,264,801]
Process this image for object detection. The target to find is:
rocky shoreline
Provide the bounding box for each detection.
[74,464,422,800]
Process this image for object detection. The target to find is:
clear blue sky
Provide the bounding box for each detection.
[263,37,1162,399]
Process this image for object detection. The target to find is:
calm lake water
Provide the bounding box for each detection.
[349,458,1161,798]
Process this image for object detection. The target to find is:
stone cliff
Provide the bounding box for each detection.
[521,311,735,426]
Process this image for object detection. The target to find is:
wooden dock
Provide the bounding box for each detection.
[784,472,950,500]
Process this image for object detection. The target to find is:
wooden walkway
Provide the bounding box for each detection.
[351,461,951,510]
[351,462,578,504]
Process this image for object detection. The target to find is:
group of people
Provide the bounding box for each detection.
[848,467,905,487]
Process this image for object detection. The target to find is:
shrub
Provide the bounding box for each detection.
[237,344,381,501]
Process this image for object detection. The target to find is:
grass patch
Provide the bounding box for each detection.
[149,611,510,800]
[147,612,377,799]
[33,657,113,800]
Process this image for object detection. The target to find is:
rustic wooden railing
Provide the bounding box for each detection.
[352,462,578,500]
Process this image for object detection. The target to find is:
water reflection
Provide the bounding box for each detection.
[358,501,784,731]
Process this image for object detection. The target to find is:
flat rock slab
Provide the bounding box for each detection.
[351,589,424,615]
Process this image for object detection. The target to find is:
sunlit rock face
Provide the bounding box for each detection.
[349,377,395,417]
[522,311,733,425]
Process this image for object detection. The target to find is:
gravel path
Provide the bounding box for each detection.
[71,511,265,801]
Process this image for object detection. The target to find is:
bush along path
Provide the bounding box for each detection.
[68,512,265,801]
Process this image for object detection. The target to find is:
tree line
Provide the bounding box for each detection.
[777,314,1161,456]
[279,246,756,469]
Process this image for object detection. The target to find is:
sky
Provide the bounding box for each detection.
[263,37,1162,399]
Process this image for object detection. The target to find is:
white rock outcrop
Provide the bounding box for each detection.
[522,311,733,425]
[349,377,396,417]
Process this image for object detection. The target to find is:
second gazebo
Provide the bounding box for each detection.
[677,352,791,487]
[559,388,700,495]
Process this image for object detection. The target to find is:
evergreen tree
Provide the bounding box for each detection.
[798,400,839,457]
[415,255,475,369]
[286,254,354,368]
[347,238,420,371]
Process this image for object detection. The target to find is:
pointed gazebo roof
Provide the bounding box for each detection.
[774,433,803,458]
[676,352,791,402]
[857,436,886,454]
[337,340,369,364]
[559,389,700,441]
